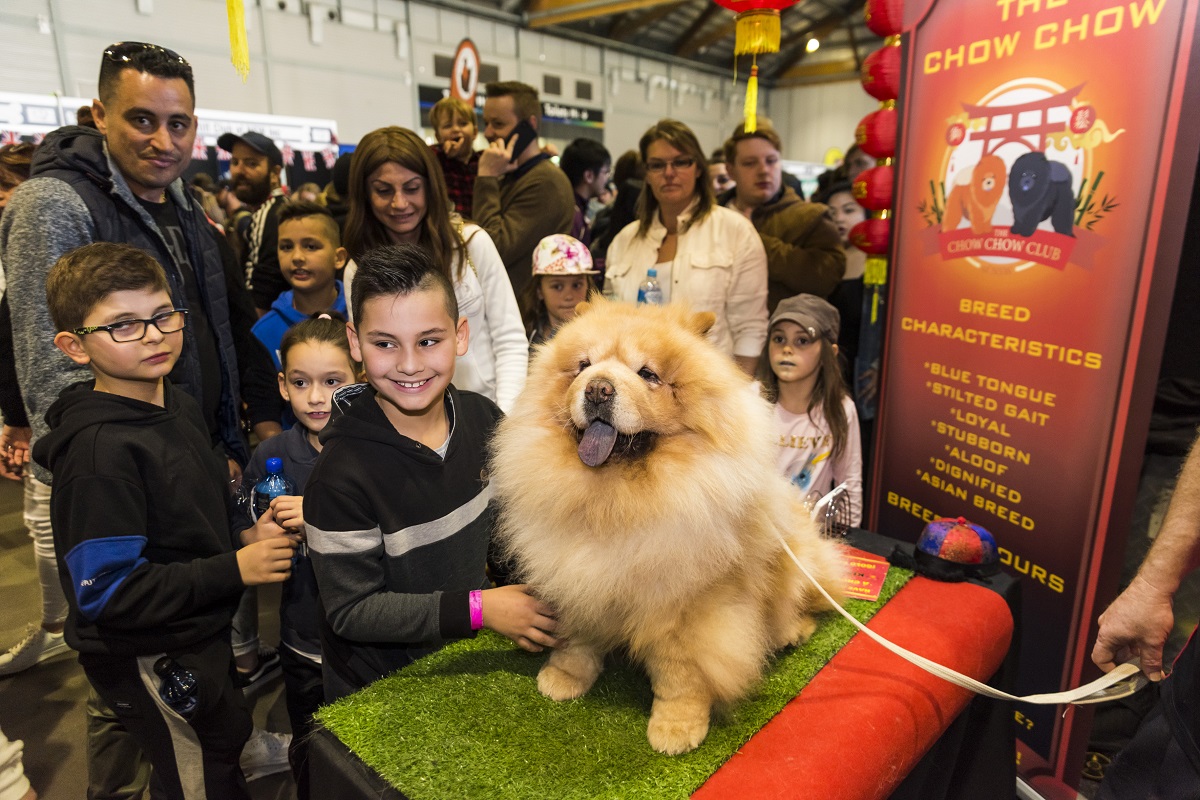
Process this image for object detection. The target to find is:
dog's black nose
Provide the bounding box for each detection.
[585,378,615,405]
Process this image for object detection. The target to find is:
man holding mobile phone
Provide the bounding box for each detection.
[475,81,575,298]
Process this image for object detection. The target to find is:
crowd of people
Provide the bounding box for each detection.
[0,39,877,800]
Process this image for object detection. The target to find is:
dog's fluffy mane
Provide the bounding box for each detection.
[490,300,831,654]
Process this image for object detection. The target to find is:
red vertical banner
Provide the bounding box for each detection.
[872,0,1200,784]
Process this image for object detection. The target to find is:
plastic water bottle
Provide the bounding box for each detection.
[252,458,296,522]
[637,268,663,306]
[154,657,198,719]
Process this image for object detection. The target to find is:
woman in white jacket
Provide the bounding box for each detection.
[342,126,526,410]
[606,119,768,376]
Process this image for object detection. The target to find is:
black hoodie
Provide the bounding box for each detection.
[304,382,502,697]
[32,381,245,656]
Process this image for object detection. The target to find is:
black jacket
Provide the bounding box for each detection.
[305,383,502,696]
[29,126,251,462]
[32,381,244,656]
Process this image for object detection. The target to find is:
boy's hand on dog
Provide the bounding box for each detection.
[237,537,296,586]
[482,584,560,652]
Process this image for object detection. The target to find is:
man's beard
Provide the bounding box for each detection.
[234,176,271,206]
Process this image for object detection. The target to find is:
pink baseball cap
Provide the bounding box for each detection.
[531,234,598,276]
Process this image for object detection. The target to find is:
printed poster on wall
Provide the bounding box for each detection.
[871,0,1198,776]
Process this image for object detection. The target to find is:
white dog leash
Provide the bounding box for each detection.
[779,537,1146,705]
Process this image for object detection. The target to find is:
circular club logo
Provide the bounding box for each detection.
[450,39,480,104]
[927,78,1123,274]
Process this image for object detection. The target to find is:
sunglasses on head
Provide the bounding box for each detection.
[103,41,191,71]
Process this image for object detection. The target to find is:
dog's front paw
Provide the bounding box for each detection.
[537,663,593,701]
[646,711,709,755]
[781,614,819,648]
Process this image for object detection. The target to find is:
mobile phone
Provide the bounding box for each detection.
[506,120,539,162]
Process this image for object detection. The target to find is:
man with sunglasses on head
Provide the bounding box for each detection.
[0,40,286,795]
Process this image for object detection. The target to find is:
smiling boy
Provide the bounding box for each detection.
[303,243,557,700]
[251,201,348,369]
[32,242,295,798]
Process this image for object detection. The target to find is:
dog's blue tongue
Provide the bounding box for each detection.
[578,419,618,467]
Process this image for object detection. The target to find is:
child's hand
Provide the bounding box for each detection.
[236,537,296,586]
[270,495,305,532]
[481,584,559,652]
[241,505,287,545]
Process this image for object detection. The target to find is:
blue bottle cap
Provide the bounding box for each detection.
[647,268,658,278]
[266,457,283,474]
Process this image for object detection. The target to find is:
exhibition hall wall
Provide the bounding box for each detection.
[0,0,876,161]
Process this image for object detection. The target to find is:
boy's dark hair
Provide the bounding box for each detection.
[351,244,459,327]
[46,243,171,333]
[559,139,611,188]
[278,199,341,246]
[484,81,541,122]
[98,41,195,104]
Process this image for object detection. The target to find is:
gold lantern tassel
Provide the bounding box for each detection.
[734,8,782,54]
[227,0,250,82]
[744,63,759,133]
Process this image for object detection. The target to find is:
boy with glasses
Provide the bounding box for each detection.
[33,242,296,799]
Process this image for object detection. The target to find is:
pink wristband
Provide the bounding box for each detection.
[469,590,483,631]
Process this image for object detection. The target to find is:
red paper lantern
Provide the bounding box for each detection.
[864,0,904,38]
[861,44,901,102]
[856,106,898,160]
[849,217,892,256]
[853,164,895,211]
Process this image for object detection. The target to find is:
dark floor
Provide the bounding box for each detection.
[0,477,296,800]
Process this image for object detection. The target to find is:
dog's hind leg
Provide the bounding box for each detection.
[537,641,604,701]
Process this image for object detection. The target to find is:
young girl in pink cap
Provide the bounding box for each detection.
[521,234,599,353]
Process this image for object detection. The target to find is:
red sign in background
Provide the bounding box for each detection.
[871,0,1200,783]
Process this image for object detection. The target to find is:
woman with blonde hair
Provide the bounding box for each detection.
[605,119,768,375]
[342,126,526,410]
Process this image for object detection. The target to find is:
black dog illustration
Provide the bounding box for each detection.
[1008,152,1075,237]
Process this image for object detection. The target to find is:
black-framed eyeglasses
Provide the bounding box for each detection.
[645,157,696,174]
[103,41,191,71]
[73,309,189,343]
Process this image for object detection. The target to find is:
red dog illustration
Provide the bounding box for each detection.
[942,154,1007,235]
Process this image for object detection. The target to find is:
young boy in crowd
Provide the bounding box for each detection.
[252,201,348,369]
[304,243,559,700]
[32,242,297,798]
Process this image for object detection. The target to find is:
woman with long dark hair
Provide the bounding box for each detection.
[342,126,526,411]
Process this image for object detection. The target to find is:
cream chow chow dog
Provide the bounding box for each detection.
[490,299,845,755]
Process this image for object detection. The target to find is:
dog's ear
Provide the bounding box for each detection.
[688,311,717,336]
[574,300,593,317]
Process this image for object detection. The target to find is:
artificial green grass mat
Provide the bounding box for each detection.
[316,565,912,799]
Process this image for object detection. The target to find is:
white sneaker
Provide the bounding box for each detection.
[0,624,70,677]
[240,727,291,781]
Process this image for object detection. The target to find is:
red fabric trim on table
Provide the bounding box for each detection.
[695,576,1014,800]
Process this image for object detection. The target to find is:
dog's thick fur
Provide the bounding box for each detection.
[489,299,845,755]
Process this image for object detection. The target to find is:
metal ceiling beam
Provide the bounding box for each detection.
[670,4,721,55]
[526,0,679,28]
[769,7,859,78]
[846,19,862,70]
[774,57,861,85]
[608,1,688,41]
[677,15,737,58]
